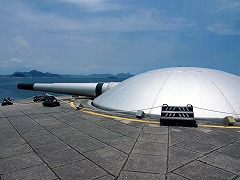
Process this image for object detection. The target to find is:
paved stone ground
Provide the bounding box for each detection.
[0,98,239,180]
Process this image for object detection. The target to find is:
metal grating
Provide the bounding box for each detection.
[160,104,197,127]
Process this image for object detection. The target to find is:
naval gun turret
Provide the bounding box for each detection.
[17,82,118,97]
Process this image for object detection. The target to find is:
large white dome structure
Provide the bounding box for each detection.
[93,67,240,121]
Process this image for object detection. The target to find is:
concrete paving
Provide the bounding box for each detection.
[0,98,239,180]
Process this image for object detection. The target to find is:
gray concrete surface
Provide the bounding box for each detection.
[0,98,239,180]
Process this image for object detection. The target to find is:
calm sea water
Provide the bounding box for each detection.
[0,77,125,101]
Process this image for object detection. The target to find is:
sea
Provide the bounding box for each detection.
[0,77,126,101]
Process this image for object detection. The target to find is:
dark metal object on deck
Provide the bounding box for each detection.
[42,95,60,107]
[2,97,13,106]
[160,104,197,127]
[33,95,46,102]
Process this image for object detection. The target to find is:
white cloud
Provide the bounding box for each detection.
[16,6,194,33]
[10,35,31,53]
[59,0,122,12]
[216,0,240,11]
[207,23,240,35]
[0,57,24,70]
[1,1,239,75]
[9,58,23,63]
[14,35,30,48]
[1,1,193,33]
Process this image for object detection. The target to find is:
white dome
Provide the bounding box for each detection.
[93,67,240,120]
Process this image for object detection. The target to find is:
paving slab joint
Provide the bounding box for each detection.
[198,159,238,176]
[165,126,170,175]
[115,122,147,179]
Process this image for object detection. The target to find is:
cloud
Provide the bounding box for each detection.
[0,57,24,69]
[215,0,240,11]
[10,35,31,53]
[14,35,30,48]
[15,6,194,33]
[9,58,23,63]
[1,1,239,75]
[207,0,240,36]
[1,1,194,33]
[78,10,193,32]
[59,0,122,12]
[207,23,240,35]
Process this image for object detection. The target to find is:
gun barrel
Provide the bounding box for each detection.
[17,82,118,97]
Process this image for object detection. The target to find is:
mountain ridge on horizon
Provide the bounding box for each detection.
[10,70,61,78]
[6,70,134,78]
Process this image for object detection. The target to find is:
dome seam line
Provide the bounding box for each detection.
[202,71,237,115]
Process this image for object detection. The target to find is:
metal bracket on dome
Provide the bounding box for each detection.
[160,104,197,127]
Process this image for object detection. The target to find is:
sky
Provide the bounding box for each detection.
[0,0,239,75]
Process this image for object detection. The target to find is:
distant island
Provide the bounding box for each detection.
[8,70,134,78]
[10,70,61,78]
